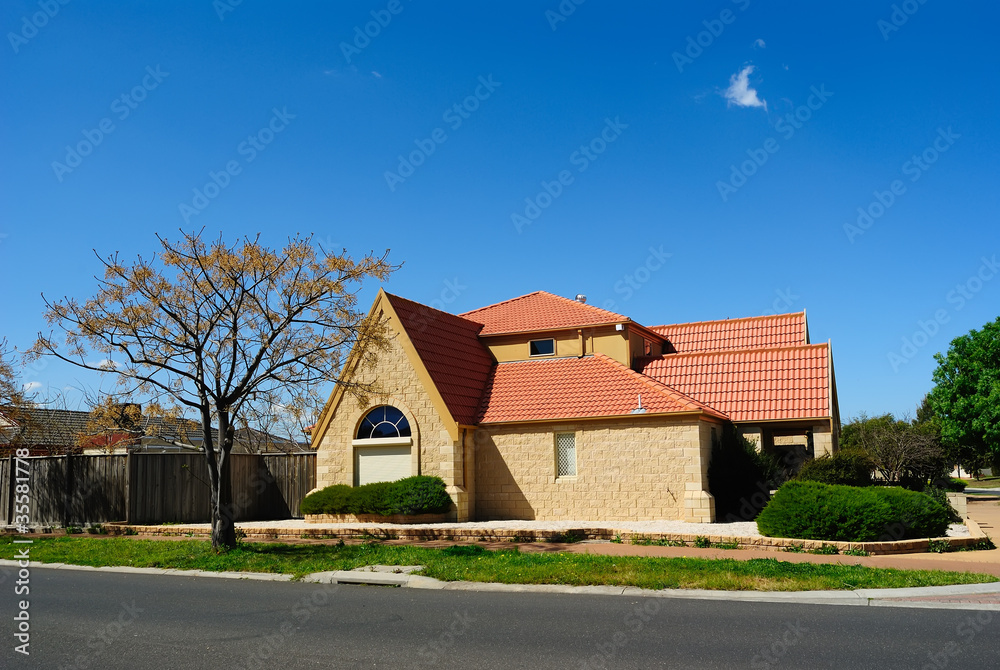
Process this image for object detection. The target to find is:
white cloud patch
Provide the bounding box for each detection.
[753,38,766,49]
[22,381,42,393]
[722,65,766,109]
[371,70,383,78]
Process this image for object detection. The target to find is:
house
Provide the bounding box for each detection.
[0,406,308,456]
[311,290,840,523]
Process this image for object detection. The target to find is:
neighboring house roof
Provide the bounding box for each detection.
[386,292,494,426]
[459,291,628,335]
[650,312,808,354]
[0,406,305,453]
[478,353,727,423]
[637,343,833,423]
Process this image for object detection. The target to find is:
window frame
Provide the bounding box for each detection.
[529,338,556,357]
[555,431,577,479]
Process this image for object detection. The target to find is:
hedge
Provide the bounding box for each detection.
[756,480,951,542]
[795,451,873,487]
[300,476,453,516]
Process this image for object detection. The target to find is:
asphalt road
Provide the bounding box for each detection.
[2,569,998,669]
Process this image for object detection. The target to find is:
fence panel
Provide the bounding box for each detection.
[127,453,212,524]
[27,457,68,525]
[67,455,129,525]
[262,453,316,518]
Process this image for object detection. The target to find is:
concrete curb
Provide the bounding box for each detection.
[5,560,999,609]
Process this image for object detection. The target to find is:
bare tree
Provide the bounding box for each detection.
[841,413,946,485]
[31,231,394,549]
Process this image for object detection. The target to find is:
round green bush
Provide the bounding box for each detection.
[300,475,453,516]
[757,480,951,542]
[795,451,873,487]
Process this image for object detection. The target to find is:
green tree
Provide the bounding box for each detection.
[928,317,1000,470]
[31,231,394,550]
[839,413,946,487]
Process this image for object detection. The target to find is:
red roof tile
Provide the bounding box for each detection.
[478,354,726,423]
[650,312,807,354]
[638,344,832,422]
[460,291,628,336]
[386,293,494,426]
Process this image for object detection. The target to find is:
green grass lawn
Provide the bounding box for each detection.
[963,476,1000,489]
[4,535,996,591]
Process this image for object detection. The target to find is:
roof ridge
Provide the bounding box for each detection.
[646,341,829,360]
[650,311,806,331]
[458,291,546,317]
[459,290,628,322]
[591,353,728,418]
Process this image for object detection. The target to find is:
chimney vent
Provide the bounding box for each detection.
[575,294,587,303]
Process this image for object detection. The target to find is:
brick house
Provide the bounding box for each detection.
[311,290,840,523]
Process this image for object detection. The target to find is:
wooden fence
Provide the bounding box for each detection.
[1,452,315,527]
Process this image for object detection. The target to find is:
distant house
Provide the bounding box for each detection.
[0,406,309,456]
[311,290,840,523]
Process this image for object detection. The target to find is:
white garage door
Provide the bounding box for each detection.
[355,445,412,485]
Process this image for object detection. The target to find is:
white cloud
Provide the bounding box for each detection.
[722,65,766,109]
[753,38,766,49]
[371,70,383,79]
[22,381,42,393]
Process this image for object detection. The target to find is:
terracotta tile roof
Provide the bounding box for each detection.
[386,293,494,426]
[650,312,808,354]
[460,291,628,336]
[478,354,727,423]
[638,344,832,422]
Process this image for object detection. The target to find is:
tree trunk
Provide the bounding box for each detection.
[211,452,236,550]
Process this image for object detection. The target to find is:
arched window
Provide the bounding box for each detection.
[356,406,411,440]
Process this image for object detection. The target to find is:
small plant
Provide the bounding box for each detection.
[783,543,806,553]
[927,539,952,554]
[510,534,532,543]
[65,525,83,534]
[843,547,869,557]
[86,524,104,535]
[631,536,652,546]
[123,528,138,536]
[809,544,840,555]
[713,541,740,550]
[694,536,711,549]
[611,534,623,544]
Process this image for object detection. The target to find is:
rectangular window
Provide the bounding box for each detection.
[556,432,576,477]
[529,338,555,356]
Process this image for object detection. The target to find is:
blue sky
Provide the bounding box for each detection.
[1,1,997,421]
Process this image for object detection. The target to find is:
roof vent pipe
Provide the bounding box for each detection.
[631,394,647,414]
[575,294,587,303]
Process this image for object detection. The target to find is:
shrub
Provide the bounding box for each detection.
[942,477,968,492]
[388,476,453,515]
[795,451,873,487]
[300,484,353,515]
[756,480,951,542]
[300,476,453,516]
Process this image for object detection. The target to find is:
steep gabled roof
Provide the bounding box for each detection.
[460,291,628,335]
[478,353,727,423]
[386,293,494,426]
[638,343,832,423]
[650,312,808,354]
